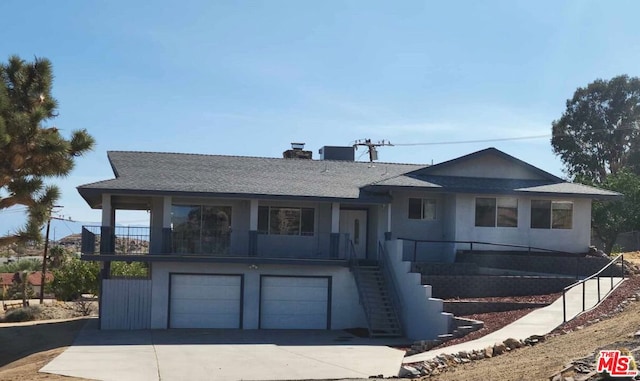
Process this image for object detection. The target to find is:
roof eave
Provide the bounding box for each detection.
[75,187,392,207]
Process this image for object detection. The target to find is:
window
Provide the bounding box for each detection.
[258,206,314,236]
[475,197,518,227]
[531,200,573,229]
[497,198,518,227]
[408,198,437,220]
[171,205,232,254]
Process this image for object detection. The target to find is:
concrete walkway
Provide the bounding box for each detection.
[41,321,407,381]
[404,277,625,364]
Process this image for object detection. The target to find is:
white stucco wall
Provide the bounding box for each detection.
[388,191,453,262]
[454,194,592,253]
[149,262,366,330]
[384,240,451,340]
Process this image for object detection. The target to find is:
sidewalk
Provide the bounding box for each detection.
[404,277,625,364]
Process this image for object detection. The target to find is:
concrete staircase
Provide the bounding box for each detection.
[352,263,403,337]
[408,316,484,354]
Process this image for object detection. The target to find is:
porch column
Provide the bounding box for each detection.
[248,200,258,256]
[385,203,392,241]
[100,193,114,278]
[162,196,172,254]
[330,202,340,258]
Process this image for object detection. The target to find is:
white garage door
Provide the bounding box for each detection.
[169,274,242,328]
[260,276,329,329]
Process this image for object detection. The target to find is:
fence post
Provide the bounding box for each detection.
[413,241,417,262]
[622,254,625,280]
[562,290,566,323]
[582,282,585,312]
[597,275,601,303]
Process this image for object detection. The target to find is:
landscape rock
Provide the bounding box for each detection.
[503,337,523,350]
[398,365,421,378]
[493,343,507,355]
[484,346,494,358]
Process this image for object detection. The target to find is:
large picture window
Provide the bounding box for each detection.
[408,198,437,220]
[258,206,314,236]
[475,197,518,227]
[531,200,573,229]
[171,205,232,254]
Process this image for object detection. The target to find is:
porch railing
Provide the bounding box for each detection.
[81,225,351,260]
[561,254,625,323]
[398,237,581,262]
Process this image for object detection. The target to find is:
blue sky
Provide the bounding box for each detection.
[2,0,640,237]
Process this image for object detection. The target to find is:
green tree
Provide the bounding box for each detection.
[6,271,34,305]
[111,261,148,278]
[551,75,640,184]
[0,55,95,246]
[0,258,41,273]
[589,170,640,253]
[49,257,99,301]
[47,245,69,269]
[552,75,640,253]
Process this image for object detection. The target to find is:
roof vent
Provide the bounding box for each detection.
[283,142,312,159]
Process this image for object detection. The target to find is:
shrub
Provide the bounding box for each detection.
[111,261,148,278]
[3,306,38,323]
[49,258,100,301]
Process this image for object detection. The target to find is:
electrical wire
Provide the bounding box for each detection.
[389,125,639,147]
[393,134,551,146]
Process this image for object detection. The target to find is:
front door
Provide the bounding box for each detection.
[339,210,367,259]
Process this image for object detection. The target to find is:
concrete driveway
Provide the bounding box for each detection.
[41,320,406,381]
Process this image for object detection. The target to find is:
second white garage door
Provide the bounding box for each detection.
[260,276,330,329]
[169,274,242,328]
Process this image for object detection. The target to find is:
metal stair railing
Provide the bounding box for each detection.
[562,254,626,322]
[348,240,374,333]
[377,241,404,334]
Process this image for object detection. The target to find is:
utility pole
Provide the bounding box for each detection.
[40,206,63,304]
[353,139,394,162]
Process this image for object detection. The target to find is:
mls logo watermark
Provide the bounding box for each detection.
[597,350,638,378]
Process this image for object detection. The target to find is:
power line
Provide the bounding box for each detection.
[390,125,640,147]
[393,134,551,146]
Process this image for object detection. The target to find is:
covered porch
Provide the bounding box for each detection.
[80,193,394,262]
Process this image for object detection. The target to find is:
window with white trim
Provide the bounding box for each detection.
[408,198,437,220]
[530,200,573,229]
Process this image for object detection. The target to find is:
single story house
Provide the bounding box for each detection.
[77,145,619,340]
[0,271,53,297]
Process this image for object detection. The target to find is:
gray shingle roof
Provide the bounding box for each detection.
[78,151,424,206]
[368,174,621,198]
[78,149,621,207]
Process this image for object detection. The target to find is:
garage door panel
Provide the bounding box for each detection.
[170,274,242,329]
[261,300,328,315]
[171,313,239,329]
[260,276,329,330]
[261,314,326,330]
[262,286,327,301]
[172,274,240,287]
[172,285,241,300]
[171,299,239,315]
